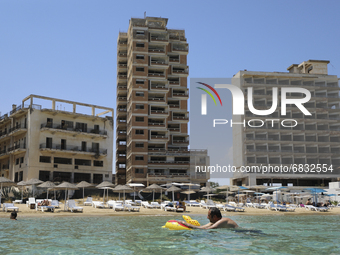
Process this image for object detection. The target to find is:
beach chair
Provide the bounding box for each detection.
[37,205,55,212]
[27,197,36,209]
[92,201,105,208]
[253,203,266,209]
[225,204,245,212]
[3,203,19,212]
[84,197,93,206]
[163,202,177,212]
[189,200,200,207]
[67,200,83,213]
[135,200,142,206]
[222,205,236,212]
[141,201,155,209]
[112,202,124,211]
[124,204,140,212]
[150,202,161,209]
[51,200,60,208]
[316,206,330,212]
[200,200,215,209]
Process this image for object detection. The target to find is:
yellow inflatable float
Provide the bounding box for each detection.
[162,215,200,230]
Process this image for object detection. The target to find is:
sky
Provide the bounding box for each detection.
[1,1,340,185]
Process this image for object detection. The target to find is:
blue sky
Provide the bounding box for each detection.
[1,1,339,185]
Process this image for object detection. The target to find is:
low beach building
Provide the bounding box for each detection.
[0,95,114,184]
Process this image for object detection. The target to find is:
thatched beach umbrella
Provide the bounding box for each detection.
[37,181,56,199]
[180,183,200,201]
[166,185,181,202]
[17,180,27,201]
[96,181,114,203]
[181,190,196,201]
[113,185,133,203]
[0,177,14,207]
[76,181,93,204]
[144,184,163,202]
[25,178,43,197]
[55,182,79,211]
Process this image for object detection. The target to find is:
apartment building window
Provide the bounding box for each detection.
[75,122,87,132]
[75,159,91,166]
[46,137,52,149]
[92,143,99,153]
[47,118,53,127]
[61,139,66,150]
[20,157,24,164]
[136,92,144,97]
[135,156,144,160]
[40,156,51,163]
[135,130,144,135]
[136,30,145,35]
[15,158,19,165]
[136,43,144,47]
[135,104,144,109]
[39,171,50,182]
[61,120,74,130]
[81,141,87,152]
[94,160,103,167]
[135,143,144,148]
[136,80,144,85]
[54,157,72,165]
[136,67,144,72]
[136,117,144,122]
[136,55,145,60]
[135,168,144,174]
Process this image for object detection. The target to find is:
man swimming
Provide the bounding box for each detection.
[179,207,238,229]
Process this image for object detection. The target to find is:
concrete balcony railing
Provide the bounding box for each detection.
[8,143,26,153]
[40,143,107,155]
[40,123,108,136]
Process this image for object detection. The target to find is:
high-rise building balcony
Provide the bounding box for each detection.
[8,123,27,136]
[148,47,165,54]
[150,34,168,42]
[40,123,108,136]
[8,143,26,154]
[149,83,168,91]
[39,143,107,155]
[117,97,127,102]
[172,67,189,75]
[148,121,165,128]
[172,44,188,53]
[148,71,165,77]
[148,96,165,103]
[150,60,168,67]
[118,52,127,58]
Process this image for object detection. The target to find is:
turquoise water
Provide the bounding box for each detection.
[1,215,340,254]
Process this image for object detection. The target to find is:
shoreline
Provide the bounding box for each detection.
[1,203,339,218]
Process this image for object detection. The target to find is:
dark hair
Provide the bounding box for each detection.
[209,207,222,219]
[10,212,17,219]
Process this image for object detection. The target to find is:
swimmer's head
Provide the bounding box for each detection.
[10,211,17,220]
[208,208,222,223]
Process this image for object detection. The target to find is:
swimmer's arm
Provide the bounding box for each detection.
[178,221,211,229]
[205,219,238,229]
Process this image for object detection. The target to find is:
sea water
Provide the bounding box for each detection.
[0,215,339,254]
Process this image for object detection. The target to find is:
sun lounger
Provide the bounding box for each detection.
[27,197,36,209]
[51,200,60,208]
[3,203,19,212]
[124,204,140,212]
[67,200,83,213]
[253,203,266,209]
[150,202,161,209]
[37,205,55,212]
[141,201,155,209]
[135,200,142,206]
[112,202,124,211]
[222,205,236,212]
[188,200,200,207]
[13,200,22,204]
[225,204,244,212]
[268,203,287,212]
[92,201,105,208]
[84,197,93,206]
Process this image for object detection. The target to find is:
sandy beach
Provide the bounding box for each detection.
[1,201,339,218]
